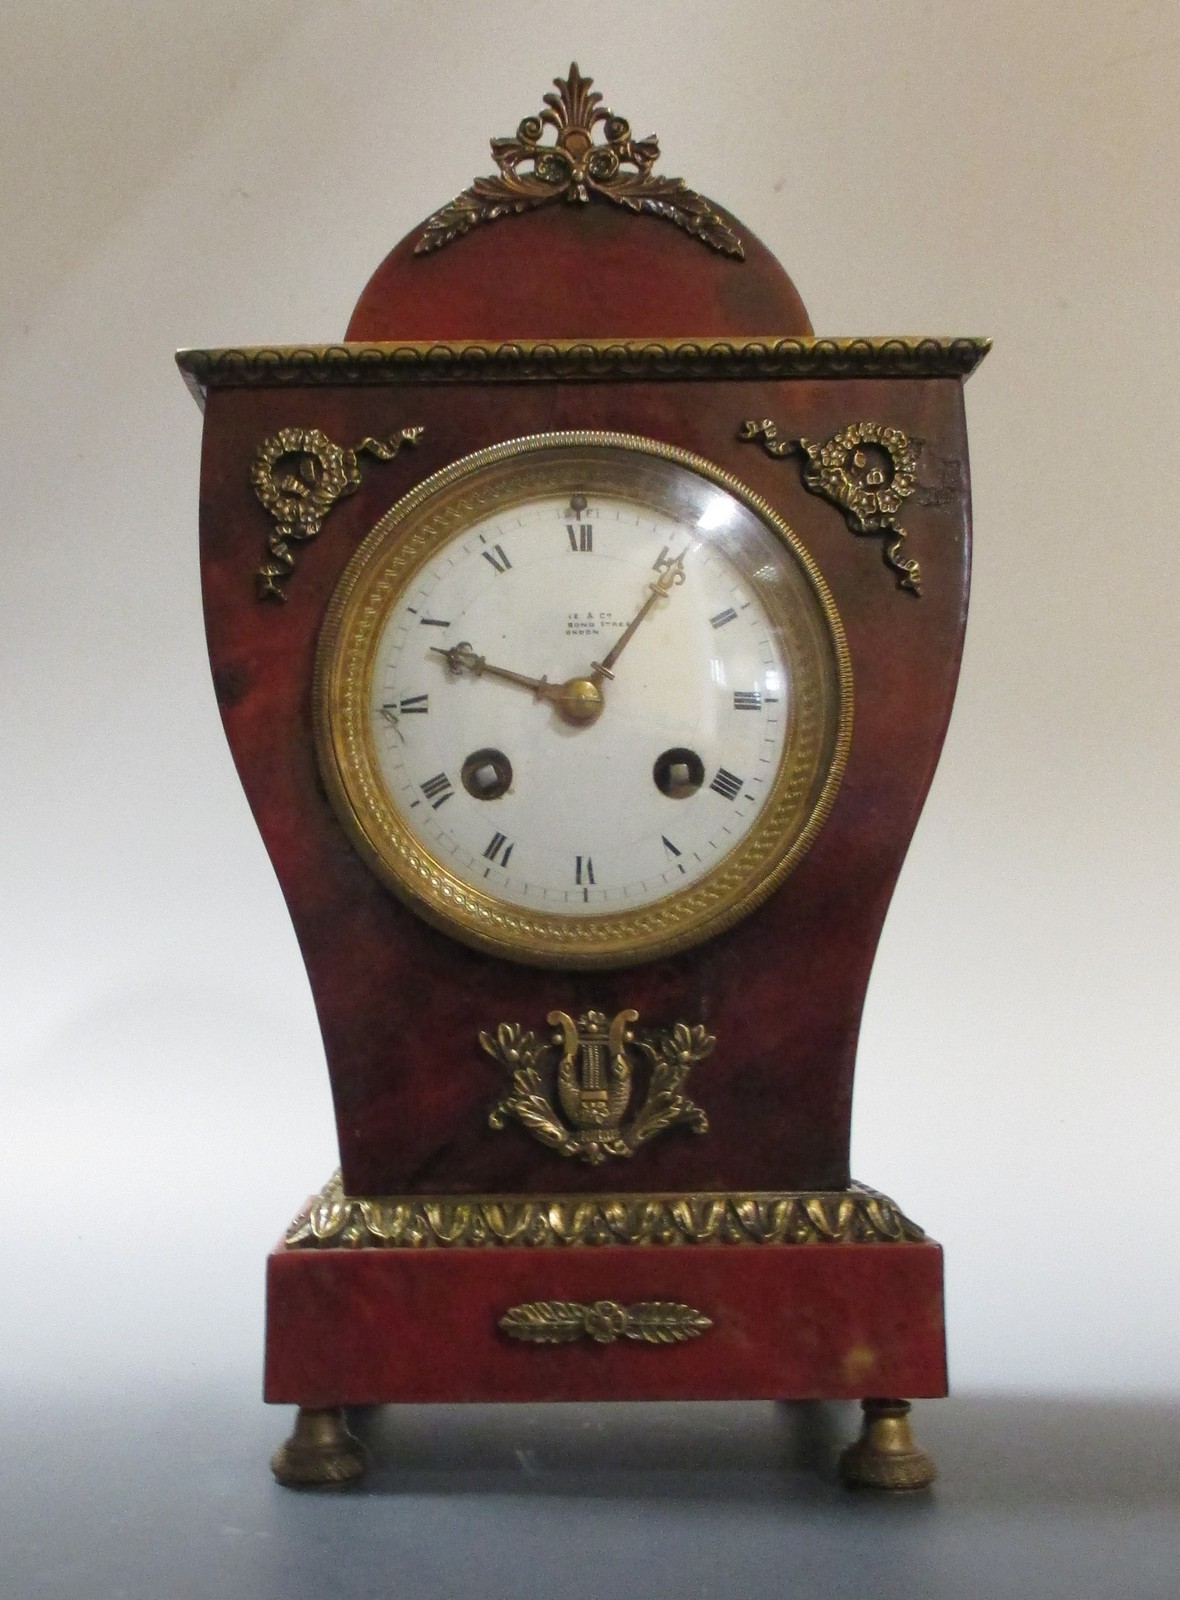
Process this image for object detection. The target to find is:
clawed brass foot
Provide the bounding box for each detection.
[270,1406,368,1488]
[838,1398,936,1491]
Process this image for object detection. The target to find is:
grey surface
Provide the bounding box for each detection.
[5,1392,1178,1599]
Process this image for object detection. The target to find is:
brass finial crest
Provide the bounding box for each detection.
[415,63,743,258]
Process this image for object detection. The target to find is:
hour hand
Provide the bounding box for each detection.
[431,642,558,702]
[431,643,605,728]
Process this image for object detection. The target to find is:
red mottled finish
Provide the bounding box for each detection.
[201,376,969,1198]
[346,203,814,341]
[194,195,972,1407]
[265,1238,946,1405]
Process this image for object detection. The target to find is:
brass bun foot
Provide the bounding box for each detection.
[270,1406,368,1488]
[838,1399,936,1492]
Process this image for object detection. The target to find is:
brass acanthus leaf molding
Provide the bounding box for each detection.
[482,1008,713,1165]
[415,63,742,259]
[177,337,991,398]
[284,1173,927,1249]
[738,417,963,595]
[499,1299,712,1346]
[250,425,423,600]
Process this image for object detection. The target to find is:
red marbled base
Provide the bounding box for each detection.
[264,1234,946,1406]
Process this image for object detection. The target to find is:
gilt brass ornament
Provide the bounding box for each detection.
[481,1008,713,1165]
[499,1299,712,1346]
[284,1173,927,1249]
[739,418,933,593]
[416,63,743,259]
[250,424,423,600]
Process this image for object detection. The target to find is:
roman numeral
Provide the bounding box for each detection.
[733,690,762,710]
[709,768,744,801]
[398,693,428,714]
[482,543,512,574]
[482,832,513,868]
[566,524,593,552]
[710,607,738,629]
[419,616,450,628]
[575,855,595,886]
[420,772,454,809]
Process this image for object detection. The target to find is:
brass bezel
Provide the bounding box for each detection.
[314,432,852,969]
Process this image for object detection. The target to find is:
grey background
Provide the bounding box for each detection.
[2,2,1178,1594]
[7,1396,1180,1599]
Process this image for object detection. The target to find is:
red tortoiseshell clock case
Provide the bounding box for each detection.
[181,152,984,1441]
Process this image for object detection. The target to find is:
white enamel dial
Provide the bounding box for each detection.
[370,496,787,913]
[316,435,851,969]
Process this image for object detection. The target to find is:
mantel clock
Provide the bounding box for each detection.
[178,65,987,1491]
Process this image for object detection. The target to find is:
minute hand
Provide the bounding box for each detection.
[590,553,686,685]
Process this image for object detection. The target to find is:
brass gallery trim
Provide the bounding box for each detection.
[284,1172,927,1249]
[176,336,990,401]
[416,62,742,259]
[500,1299,712,1346]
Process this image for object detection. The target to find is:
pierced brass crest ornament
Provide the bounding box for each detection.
[250,425,423,599]
[481,1008,713,1164]
[416,63,743,258]
[740,418,927,593]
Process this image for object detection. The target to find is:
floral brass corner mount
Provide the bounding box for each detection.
[416,63,742,258]
[500,1299,712,1346]
[739,418,954,595]
[481,1008,713,1165]
[250,425,423,600]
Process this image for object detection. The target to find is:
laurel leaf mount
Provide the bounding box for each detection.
[482,1008,713,1166]
[499,1299,713,1346]
[415,63,743,259]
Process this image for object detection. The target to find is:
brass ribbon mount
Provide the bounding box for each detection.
[250,424,423,600]
[739,417,961,595]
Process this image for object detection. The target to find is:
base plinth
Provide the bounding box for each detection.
[264,1183,947,1412]
[838,1398,936,1491]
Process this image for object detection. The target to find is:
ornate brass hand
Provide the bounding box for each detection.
[432,641,553,698]
[589,549,687,686]
[431,642,604,726]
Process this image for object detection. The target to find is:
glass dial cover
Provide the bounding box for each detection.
[315,433,852,968]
